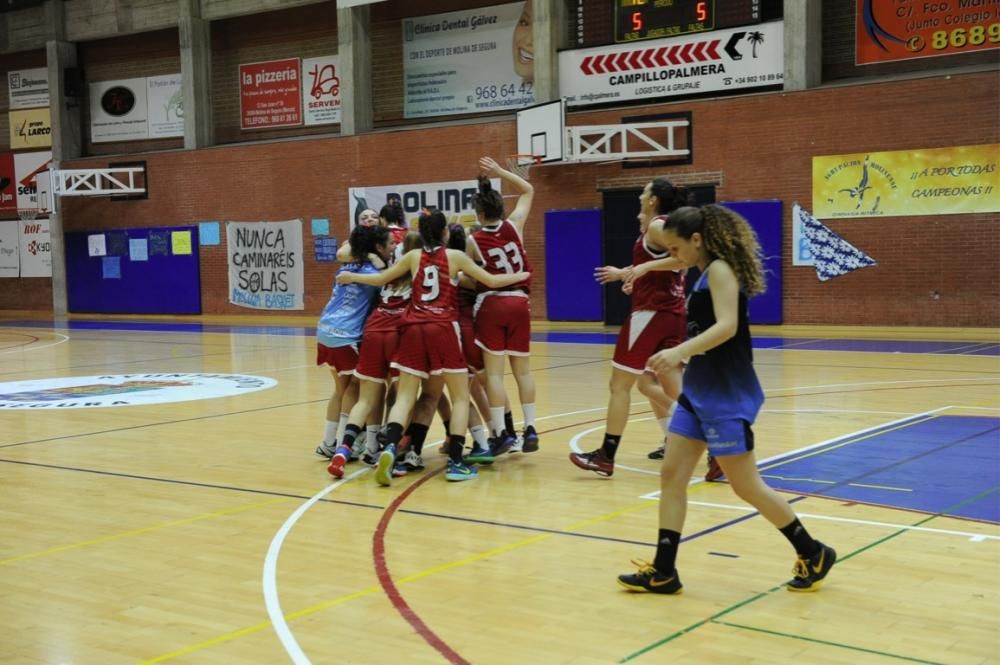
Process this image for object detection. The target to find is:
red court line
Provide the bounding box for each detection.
[0,331,41,349]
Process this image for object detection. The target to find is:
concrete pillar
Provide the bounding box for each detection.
[179,0,213,148]
[337,4,372,135]
[531,0,568,103]
[784,0,822,91]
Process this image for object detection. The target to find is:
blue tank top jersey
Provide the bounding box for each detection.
[681,263,764,424]
[316,262,380,347]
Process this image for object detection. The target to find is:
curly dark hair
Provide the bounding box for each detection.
[664,205,765,296]
[348,224,390,262]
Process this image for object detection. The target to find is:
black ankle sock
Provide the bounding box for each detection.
[653,528,681,575]
[601,433,622,460]
[341,424,361,451]
[779,518,821,558]
[442,419,450,436]
[405,423,430,455]
[384,422,404,447]
[504,411,515,435]
[448,435,466,463]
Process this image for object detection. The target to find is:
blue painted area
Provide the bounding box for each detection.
[762,415,1000,523]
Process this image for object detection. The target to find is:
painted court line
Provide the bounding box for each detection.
[0,331,69,355]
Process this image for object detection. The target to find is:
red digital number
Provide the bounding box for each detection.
[632,11,642,32]
[696,1,707,22]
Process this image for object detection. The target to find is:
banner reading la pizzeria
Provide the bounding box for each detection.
[812,144,999,219]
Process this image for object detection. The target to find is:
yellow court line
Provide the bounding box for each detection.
[0,498,285,566]
[139,495,670,664]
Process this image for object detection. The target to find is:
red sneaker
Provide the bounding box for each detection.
[705,455,723,482]
[327,448,349,478]
[569,449,614,477]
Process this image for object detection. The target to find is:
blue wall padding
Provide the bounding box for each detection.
[544,208,603,321]
[721,200,783,324]
[66,226,202,314]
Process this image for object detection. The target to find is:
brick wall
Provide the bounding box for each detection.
[10,69,992,326]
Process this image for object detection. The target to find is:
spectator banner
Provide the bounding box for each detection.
[14,150,51,209]
[402,2,534,118]
[9,107,52,149]
[303,55,342,126]
[856,0,999,65]
[147,74,184,138]
[0,152,16,213]
[227,220,304,310]
[347,178,501,229]
[19,217,51,277]
[7,68,48,110]
[560,21,783,108]
[0,221,18,278]
[812,144,999,219]
[239,58,303,130]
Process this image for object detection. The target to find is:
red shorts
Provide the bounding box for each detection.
[317,343,359,375]
[355,330,400,384]
[612,310,686,374]
[459,313,484,372]
[474,293,531,356]
[391,321,468,379]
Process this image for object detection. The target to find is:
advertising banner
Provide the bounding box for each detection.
[856,0,999,65]
[812,144,999,219]
[7,67,49,110]
[90,78,149,142]
[227,220,304,310]
[560,21,783,107]
[239,58,303,130]
[13,150,52,209]
[19,217,51,278]
[9,107,52,149]
[147,74,184,138]
[0,152,16,213]
[347,178,501,229]
[402,2,535,118]
[0,221,18,278]
[303,55,342,126]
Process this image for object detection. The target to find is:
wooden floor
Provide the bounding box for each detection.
[0,317,998,665]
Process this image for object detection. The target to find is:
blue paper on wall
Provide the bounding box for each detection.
[199,222,220,245]
[311,218,330,236]
[102,256,121,279]
[315,237,338,262]
[149,231,170,256]
[129,238,148,261]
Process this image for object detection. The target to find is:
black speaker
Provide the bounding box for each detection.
[63,67,83,97]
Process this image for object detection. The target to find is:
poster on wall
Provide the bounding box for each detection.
[856,0,999,65]
[560,21,784,108]
[402,2,535,118]
[0,152,16,213]
[90,78,149,142]
[13,150,52,210]
[347,178,501,229]
[239,58,303,130]
[302,55,342,126]
[226,220,304,310]
[9,107,52,150]
[0,221,19,278]
[812,144,999,219]
[7,68,49,110]
[18,217,51,277]
[147,74,184,138]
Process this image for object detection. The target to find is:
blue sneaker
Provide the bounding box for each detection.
[465,444,495,464]
[445,461,478,482]
[375,444,395,486]
[490,431,516,456]
[522,425,540,453]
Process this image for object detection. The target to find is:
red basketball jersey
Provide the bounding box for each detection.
[364,281,411,333]
[403,246,458,324]
[471,220,532,293]
[631,222,686,315]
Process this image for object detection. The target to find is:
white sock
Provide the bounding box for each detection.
[470,424,488,448]
[336,413,349,442]
[324,420,338,445]
[490,407,505,436]
[522,403,536,428]
[366,426,380,453]
[658,417,671,435]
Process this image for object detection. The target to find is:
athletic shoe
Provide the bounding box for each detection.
[315,441,337,459]
[465,444,495,464]
[705,455,724,482]
[569,449,614,477]
[647,446,665,460]
[490,431,516,456]
[617,560,683,594]
[391,461,409,478]
[374,444,395,487]
[509,435,524,453]
[401,450,424,471]
[786,542,837,592]
[326,448,350,479]
[522,425,540,453]
[361,450,379,466]
[445,460,478,481]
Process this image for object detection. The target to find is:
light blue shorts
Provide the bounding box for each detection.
[668,397,755,457]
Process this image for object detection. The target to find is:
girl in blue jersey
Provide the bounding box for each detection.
[315,225,395,458]
[618,205,836,594]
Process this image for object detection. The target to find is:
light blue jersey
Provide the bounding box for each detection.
[316,262,381,348]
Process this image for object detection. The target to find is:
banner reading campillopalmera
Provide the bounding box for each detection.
[227,220,304,311]
[812,144,999,219]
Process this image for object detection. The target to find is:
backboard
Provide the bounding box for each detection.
[515,98,565,166]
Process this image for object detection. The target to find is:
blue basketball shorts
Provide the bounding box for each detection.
[668,396,755,457]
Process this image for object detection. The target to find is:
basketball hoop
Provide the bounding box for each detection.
[505,154,543,181]
[17,205,38,222]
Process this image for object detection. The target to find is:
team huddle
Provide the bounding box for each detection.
[314,163,837,594]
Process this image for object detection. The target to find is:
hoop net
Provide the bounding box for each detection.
[505,154,543,182]
[17,205,38,222]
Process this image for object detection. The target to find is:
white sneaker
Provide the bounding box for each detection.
[315,441,337,459]
[509,436,524,453]
[402,450,424,471]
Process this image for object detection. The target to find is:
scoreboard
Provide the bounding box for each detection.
[614,0,775,43]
